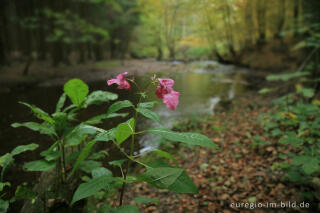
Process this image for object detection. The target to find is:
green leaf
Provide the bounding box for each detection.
[0,154,14,181]
[23,160,56,171]
[11,144,39,156]
[106,100,133,115]
[55,93,67,113]
[94,129,116,142]
[148,128,218,148]
[40,149,61,161]
[139,167,198,193]
[297,88,315,98]
[115,118,135,145]
[150,149,178,165]
[302,160,320,175]
[136,108,162,125]
[134,196,160,204]
[138,102,155,109]
[65,124,101,146]
[266,72,310,81]
[15,185,36,200]
[88,150,109,160]
[64,79,89,106]
[91,167,113,178]
[11,122,56,136]
[109,159,126,167]
[0,182,10,192]
[85,113,128,125]
[83,91,118,108]
[71,176,113,205]
[19,102,54,124]
[70,140,97,176]
[258,88,275,94]
[79,160,102,174]
[0,199,9,213]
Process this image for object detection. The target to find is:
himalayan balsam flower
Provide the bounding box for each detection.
[107,72,131,90]
[156,78,180,110]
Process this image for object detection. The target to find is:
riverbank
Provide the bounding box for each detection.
[0,59,188,92]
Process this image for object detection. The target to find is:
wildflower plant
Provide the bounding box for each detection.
[9,73,218,212]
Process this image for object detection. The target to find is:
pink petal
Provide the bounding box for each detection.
[163,90,180,110]
[117,72,128,81]
[107,72,131,90]
[107,78,119,86]
[157,78,175,88]
[118,79,131,90]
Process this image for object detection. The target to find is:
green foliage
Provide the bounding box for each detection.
[71,175,114,205]
[64,79,89,106]
[11,76,218,212]
[115,118,135,145]
[266,72,310,81]
[260,70,320,200]
[139,166,198,193]
[148,128,218,148]
[136,108,162,125]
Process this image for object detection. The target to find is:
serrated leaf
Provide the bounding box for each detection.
[83,91,118,108]
[137,108,162,125]
[106,100,133,115]
[11,143,39,156]
[134,196,160,204]
[55,93,67,113]
[11,122,56,136]
[139,167,198,193]
[138,102,155,108]
[19,102,54,124]
[64,79,89,106]
[148,128,218,148]
[71,175,114,205]
[115,118,135,145]
[24,160,56,171]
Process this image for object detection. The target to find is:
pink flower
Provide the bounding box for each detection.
[107,72,131,90]
[156,78,180,110]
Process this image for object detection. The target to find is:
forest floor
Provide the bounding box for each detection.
[109,92,313,213]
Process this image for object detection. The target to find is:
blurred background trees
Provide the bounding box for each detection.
[1,0,320,68]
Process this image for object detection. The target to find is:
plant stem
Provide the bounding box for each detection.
[118,78,154,206]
